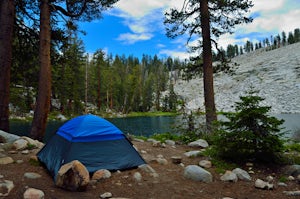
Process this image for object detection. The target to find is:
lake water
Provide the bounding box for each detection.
[9,113,300,142]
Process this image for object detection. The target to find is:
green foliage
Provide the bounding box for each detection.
[213,89,285,162]
[285,143,300,152]
[150,132,180,143]
[174,111,208,144]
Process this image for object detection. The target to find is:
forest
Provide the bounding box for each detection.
[1,0,300,140]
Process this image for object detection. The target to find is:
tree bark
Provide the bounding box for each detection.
[0,0,14,132]
[200,0,217,132]
[30,0,51,141]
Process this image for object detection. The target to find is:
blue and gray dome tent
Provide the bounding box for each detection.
[37,114,146,179]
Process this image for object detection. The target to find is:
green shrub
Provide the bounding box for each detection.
[213,89,285,162]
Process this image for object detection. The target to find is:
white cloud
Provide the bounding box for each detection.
[115,0,169,18]
[251,0,286,12]
[117,33,153,44]
[159,49,191,60]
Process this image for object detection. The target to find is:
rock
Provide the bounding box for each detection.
[133,138,144,143]
[100,192,113,198]
[21,136,38,147]
[188,139,209,148]
[184,150,201,158]
[220,170,238,182]
[288,175,295,181]
[283,164,300,177]
[23,188,44,199]
[55,160,90,191]
[138,164,159,178]
[199,160,212,168]
[255,179,274,190]
[24,172,42,179]
[232,168,251,181]
[156,157,168,165]
[91,169,111,181]
[283,191,300,196]
[0,156,14,165]
[278,182,288,187]
[171,156,182,164]
[22,150,29,155]
[183,165,213,183]
[133,172,142,182]
[0,180,14,197]
[266,175,274,182]
[0,130,20,143]
[165,140,175,146]
[13,138,28,150]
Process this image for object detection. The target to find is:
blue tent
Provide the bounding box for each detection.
[37,114,146,179]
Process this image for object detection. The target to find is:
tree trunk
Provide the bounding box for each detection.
[0,0,14,132]
[30,0,51,141]
[200,0,217,132]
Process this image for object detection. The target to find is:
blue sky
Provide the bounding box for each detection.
[79,0,300,60]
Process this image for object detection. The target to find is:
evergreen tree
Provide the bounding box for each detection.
[0,0,14,132]
[164,0,253,132]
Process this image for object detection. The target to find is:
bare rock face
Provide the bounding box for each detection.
[55,160,90,191]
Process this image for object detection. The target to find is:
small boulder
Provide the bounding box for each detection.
[0,130,20,143]
[23,188,44,199]
[92,169,111,181]
[100,192,113,198]
[188,139,209,148]
[0,180,14,197]
[0,156,14,165]
[184,150,202,158]
[232,168,251,181]
[183,165,213,183]
[13,138,28,150]
[171,156,182,164]
[55,160,90,191]
[220,171,238,182]
[133,172,142,182]
[165,140,176,146]
[199,160,212,168]
[255,179,273,190]
[24,172,42,179]
[284,164,300,177]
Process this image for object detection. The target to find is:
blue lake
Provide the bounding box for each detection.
[9,113,300,142]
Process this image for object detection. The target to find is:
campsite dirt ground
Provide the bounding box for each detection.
[1,140,300,199]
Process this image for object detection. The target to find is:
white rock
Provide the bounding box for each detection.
[56,160,90,191]
[255,179,273,190]
[133,172,142,182]
[23,188,44,199]
[0,180,14,197]
[184,150,201,157]
[156,158,168,165]
[24,172,42,179]
[0,130,20,143]
[266,175,274,182]
[92,169,111,181]
[220,170,238,182]
[13,138,28,150]
[184,165,213,183]
[284,191,300,196]
[188,139,209,148]
[0,157,14,165]
[232,168,251,181]
[165,140,176,146]
[100,192,113,198]
[199,160,212,168]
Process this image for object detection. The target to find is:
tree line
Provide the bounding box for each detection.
[10,30,185,116]
[221,28,300,59]
[1,0,254,140]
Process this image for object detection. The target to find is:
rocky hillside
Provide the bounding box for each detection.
[174,42,300,114]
